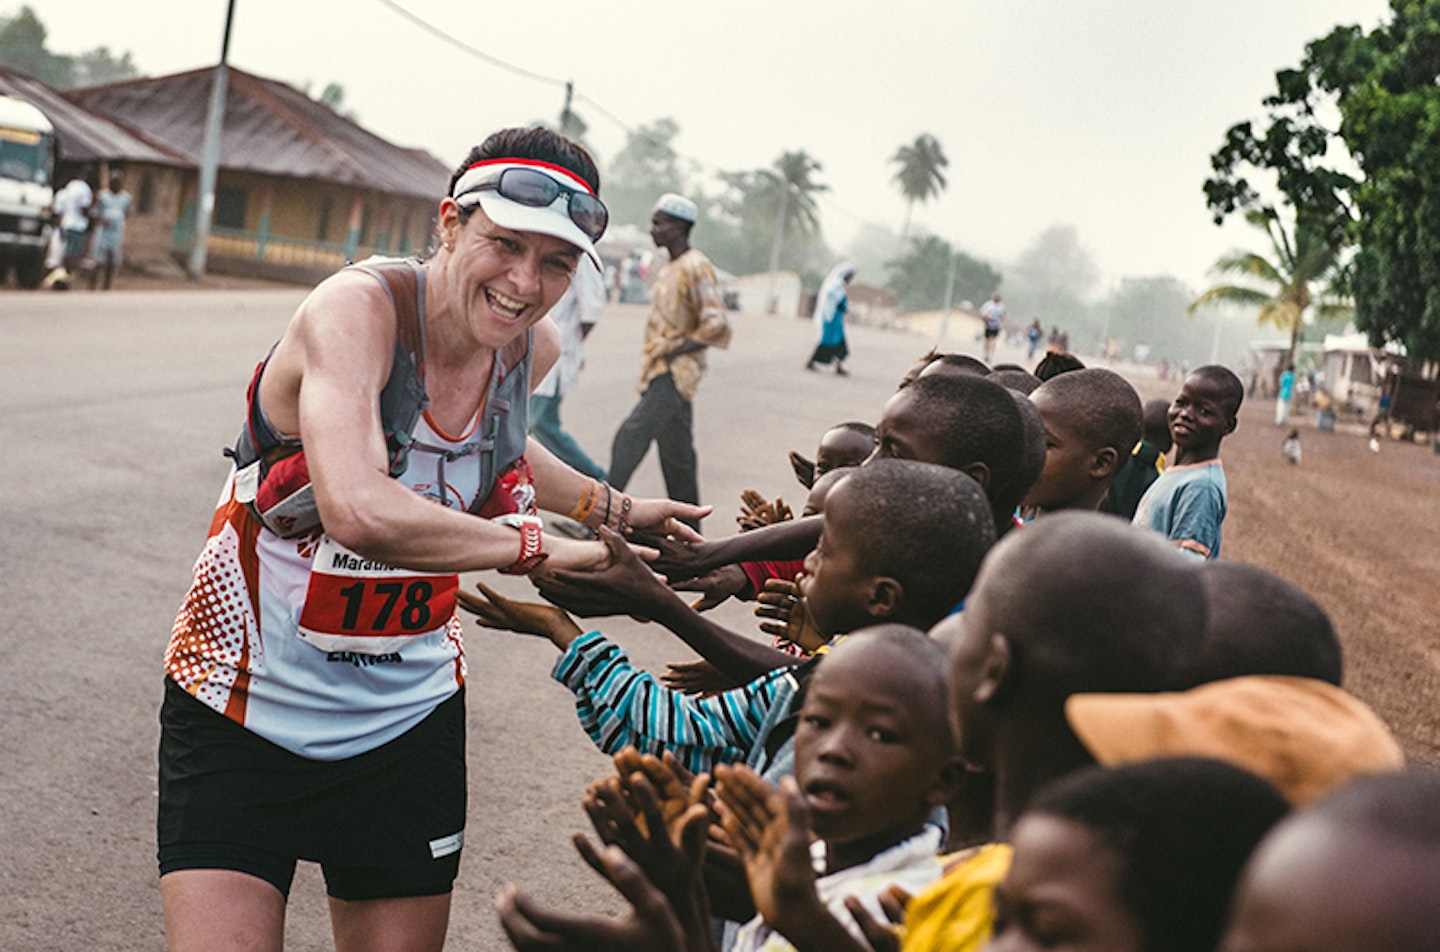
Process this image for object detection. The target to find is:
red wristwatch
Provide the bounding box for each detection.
[494,514,547,575]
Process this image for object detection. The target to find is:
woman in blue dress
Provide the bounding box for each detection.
[806,261,856,376]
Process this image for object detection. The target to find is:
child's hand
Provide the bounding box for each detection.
[534,527,676,620]
[671,564,751,611]
[788,450,816,489]
[456,582,581,650]
[714,767,821,937]
[609,747,715,844]
[755,579,826,653]
[630,529,709,583]
[495,846,694,952]
[737,489,793,531]
[663,659,743,697]
[580,767,714,945]
[842,889,907,952]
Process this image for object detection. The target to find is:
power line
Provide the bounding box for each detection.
[371,0,567,89]
[372,0,897,235]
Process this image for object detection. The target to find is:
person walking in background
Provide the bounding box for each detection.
[1026,318,1043,361]
[529,255,607,481]
[805,261,855,375]
[1276,361,1295,426]
[980,291,1006,362]
[49,165,94,283]
[89,170,131,290]
[608,193,731,528]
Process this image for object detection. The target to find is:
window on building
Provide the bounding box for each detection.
[317,198,332,242]
[215,185,247,229]
[138,172,156,214]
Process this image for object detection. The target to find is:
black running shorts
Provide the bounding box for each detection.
[157,679,466,901]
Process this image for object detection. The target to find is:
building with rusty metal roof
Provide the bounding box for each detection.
[2,64,451,281]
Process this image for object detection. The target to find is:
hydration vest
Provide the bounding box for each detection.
[228,256,533,538]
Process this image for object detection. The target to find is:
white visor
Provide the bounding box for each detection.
[452,159,602,268]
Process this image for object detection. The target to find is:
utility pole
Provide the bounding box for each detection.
[938,250,957,343]
[560,80,575,137]
[188,0,236,280]
[765,181,790,314]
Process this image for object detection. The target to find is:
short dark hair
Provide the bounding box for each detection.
[1192,561,1342,685]
[1141,399,1172,452]
[1008,390,1047,509]
[971,512,1208,696]
[818,625,955,751]
[449,127,600,209]
[1032,368,1144,456]
[837,459,996,625]
[926,353,992,376]
[900,374,1029,523]
[1027,758,1290,952]
[831,420,875,440]
[989,368,1043,395]
[1033,351,1086,381]
[1191,364,1245,417]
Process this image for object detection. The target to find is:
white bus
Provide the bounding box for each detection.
[0,93,56,288]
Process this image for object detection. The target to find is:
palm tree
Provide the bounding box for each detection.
[891,134,949,239]
[764,150,828,280]
[1189,209,1351,368]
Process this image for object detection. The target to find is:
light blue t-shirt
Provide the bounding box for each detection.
[1131,460,1227,559]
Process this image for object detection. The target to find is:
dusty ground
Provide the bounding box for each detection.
[1163,383,1440,764]
[1,283,1435,951]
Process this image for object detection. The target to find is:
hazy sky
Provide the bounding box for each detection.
[17,0,1391,290]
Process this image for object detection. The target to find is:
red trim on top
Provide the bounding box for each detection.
[422,403,483,443]
[462,157,594,194]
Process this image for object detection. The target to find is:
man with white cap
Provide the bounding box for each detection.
[608,193,732,528]
[156,127,704,952]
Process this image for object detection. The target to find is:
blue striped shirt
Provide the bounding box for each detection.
[550,630,801,776]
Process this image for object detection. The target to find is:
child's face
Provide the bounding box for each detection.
[1169,375,1237,451]
[793,640,949,847]
[814,428,873,479]
[1022,389,1106,512]
[869,389,949,466]
[798,481,876,636]
[985,813,1143,952]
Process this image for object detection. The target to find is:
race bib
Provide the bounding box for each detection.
[297,535,457,654]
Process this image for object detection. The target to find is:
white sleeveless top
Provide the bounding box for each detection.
[166,410,488,760]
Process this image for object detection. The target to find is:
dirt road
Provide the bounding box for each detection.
[1,287,1433,950]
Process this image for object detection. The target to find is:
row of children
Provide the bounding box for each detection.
[459,348,1428,952]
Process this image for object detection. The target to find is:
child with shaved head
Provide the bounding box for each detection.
[1021,367,1143,516]
[897,513,1211,952]
[715,627,962,951]
[464,459,995,777]
[1221,770,1440,952]
[1133,364,1245,558]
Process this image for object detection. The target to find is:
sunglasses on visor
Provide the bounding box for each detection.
[462,167,609,242]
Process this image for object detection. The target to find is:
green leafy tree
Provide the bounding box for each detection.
[1190,209,1351,367]
[0,6,73,87]
[890,133,948,239]
[884,234,1000,314]
[1205,1,1440,361]
[602,118,691,229]
[69,46,138,87]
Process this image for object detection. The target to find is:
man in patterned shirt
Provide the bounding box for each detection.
[608,193,732,527]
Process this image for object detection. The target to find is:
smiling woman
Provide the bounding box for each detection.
[155,126,708,952]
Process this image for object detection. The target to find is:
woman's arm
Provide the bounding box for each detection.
[264,272,605,574]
